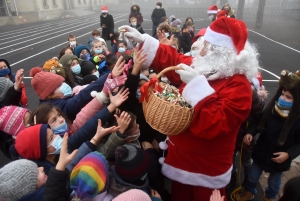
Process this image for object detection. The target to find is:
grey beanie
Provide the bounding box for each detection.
[0,159,38,201]
[0,77,13,101]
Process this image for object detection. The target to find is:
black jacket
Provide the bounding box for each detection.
[100,14,114,40]
[179,29,192,54]
[0,86,21,107]
[250,110,300,173]
[151,8,166,26]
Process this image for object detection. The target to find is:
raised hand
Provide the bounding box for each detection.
[109,87,129,108]
[103,73,127,96]
[56,134,78,171]
[210,189,225,201]
[93,119,119,143]
[118,25,145,43]
[175,63,199,84]
[112,56,125,77]
[132,49,147,75]
[114,111,132,134]
[14,69,24,91]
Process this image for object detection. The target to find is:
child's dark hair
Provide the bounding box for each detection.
[118,53,131,64]
[118,40,127,47]
[278,176,300,201]
[68,34,76,41]
[28,103,71,126]
[58,47,74,60]
[106,54,118,68]
[156,2,162,7]
[92,29,101,36]
[112,32,120,41]
[111,111,137,135]
[160,16,168,23]
[185,17,194,23]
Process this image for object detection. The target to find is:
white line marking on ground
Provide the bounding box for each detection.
[258,67,280,79]
[249,30,300,54]
[262,80,279,82]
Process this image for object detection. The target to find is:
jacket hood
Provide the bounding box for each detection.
[0,58,12,77]
[131,5,140,12]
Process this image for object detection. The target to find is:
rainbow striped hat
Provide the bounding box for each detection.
[70,151,109,198]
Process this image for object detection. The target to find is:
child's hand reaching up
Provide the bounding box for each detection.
[114,111,131,134]
[14,69,24,91]
[56,134,78,171]
[132,49,147,75]
[91,119,119,145]
[112,56,125,77]
[109,87,129,108]
[210,189,225,201]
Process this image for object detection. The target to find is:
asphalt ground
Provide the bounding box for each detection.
[0,8,300,201]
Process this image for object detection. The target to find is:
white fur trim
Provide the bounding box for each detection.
[162,163,232,188]
[139,34,159,68]
[96,91,109,104]
[102,10,108,12]
[207,10,218,14]
[182,75,215,108]
[204,27,234,49]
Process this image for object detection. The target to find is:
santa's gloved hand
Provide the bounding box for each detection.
[175,63,199,84]
[118,25,145,43]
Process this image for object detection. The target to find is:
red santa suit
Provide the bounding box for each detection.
[139,17,253,201]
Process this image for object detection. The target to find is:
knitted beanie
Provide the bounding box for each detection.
[0,77,13,101]
[0,159,38,201]
[74,45,91,58]
[71,151,109,198]
[112,189,152,201]
[114,145,150,182]
[15,124,48,160]
[43,59,66,79]
[0,106,29,138]
[29,67,43,77]
[80,61,97,77]
[59,54,79,69]
[30,69,64,100]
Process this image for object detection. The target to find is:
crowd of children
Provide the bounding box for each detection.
[0,2,300,201]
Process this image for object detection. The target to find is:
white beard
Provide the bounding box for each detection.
[190,40,259,81]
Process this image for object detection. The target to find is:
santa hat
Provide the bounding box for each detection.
[192,28,206,44]
[216,10,228,19]
[101,6,108,13]
[203,17,248,54]
[207,5,218,14]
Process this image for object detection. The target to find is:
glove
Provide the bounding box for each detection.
[124,59,133,75]
[175,63,199,84]
[102,73,127,95]
[118,25,145,43]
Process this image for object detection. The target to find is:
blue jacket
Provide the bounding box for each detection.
[40,73,109,121]
[88,37,94,49]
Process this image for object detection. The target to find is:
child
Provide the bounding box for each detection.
[68,34,77,50]
[80,61,98,78]
[140,66,149,78]
[59,54,82,85]
[88,29,101,49]
[278,176,300,201]
[58,46,74,60]
[106,54,118,72]
[74,45,91,62]
[116,41,131,57]
[91,39,107,70]
[236,70,300,201]
[130,16,145,34]
[111,32,120,54]
[113,189,162,201]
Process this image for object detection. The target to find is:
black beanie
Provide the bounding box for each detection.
[80,61,96,77]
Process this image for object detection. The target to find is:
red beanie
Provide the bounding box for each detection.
[203,17,248,54]
[30,70,64,100]
[15,124,48,160]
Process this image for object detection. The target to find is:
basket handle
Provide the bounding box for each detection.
[157,66,184,79]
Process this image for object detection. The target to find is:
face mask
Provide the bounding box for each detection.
[70,41,76,47]
[190,51,196,57]
[102,14,107,17]
[177,25,180,28]
[59,82,72,98]
[156,6,160,9]
[71,64,81,75]
[93,71,100,78]
[165,32,170,38]
[48,135,63,155]
[136,89,141,100]
[133,9,137,12]
[94,48,103,54]
[131,22,137,26]
[0,68,10,77]
[80,52,90,61]
[161,77,169,83]
[209,15,214,21]
[52,120,68,135]
[118,47,126,53]
[126,132,140,141]
[140,173,148,181]
[278,96,293,108]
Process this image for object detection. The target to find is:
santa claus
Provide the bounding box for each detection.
[119,17,259,201]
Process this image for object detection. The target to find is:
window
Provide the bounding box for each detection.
[42,0,47,6]
[52,0,57,6]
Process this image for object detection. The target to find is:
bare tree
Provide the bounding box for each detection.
[255,0,266,29]
[236,0,245,20]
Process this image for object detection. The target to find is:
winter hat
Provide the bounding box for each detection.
[192,28,206,44]
[112,189,152,201]
[80,61,97,77]
[59,54,79,69]
[74,45,91,58]
[29,67,43,77]
[204,17,248,54]
[257,69,300,146]
[71,151,109,198]
[81,74,98,85]
[102,5,108,13]
[207,4,218,14]
[139,74,149,82]
[30,69,64,100]
[0,77,13,101]
[43,59,66,79]
[95,37,107,46]
[169,15,181,27]
[0,159,38,201]
[114,144,150,182]
[0,106,29,138]
[15,124,48,160]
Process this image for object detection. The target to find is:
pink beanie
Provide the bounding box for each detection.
[0,106,29,138]
[112,189,151,201]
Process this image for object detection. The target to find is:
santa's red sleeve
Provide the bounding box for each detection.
[139,34,193,86]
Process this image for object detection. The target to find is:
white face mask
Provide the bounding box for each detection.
[156,6,160,9]
[126,132,140,141]
[70,41,76,47]
[209,15,214,21]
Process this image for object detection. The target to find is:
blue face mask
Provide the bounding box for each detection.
[190,51,196,57]
[48,135,63,155]
[131,22,137,26]
[165,32,170,38]
[118,47,126,53]
[59,83,72,98]
[0,68,10,77]
[94,49,103,54]
[71,64,81,75]
[93,71,100,78]
[102,14,107,18]
[278,96,293,108]
[80,52,90,61]
[52,120,68,135]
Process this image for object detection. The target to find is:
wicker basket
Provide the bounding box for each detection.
[142,66,194,135]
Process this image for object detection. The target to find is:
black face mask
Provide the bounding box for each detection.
[133,9,137,12]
